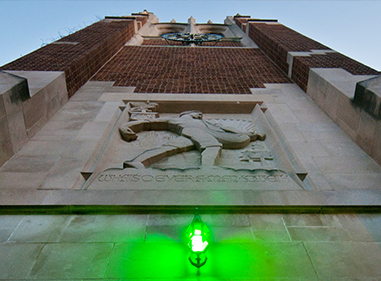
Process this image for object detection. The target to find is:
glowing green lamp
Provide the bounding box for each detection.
[186,211,210,268]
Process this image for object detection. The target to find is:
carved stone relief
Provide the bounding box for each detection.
[84,101,306,191]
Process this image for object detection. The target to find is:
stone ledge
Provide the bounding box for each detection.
[307,68,381,165]
[354,75,381,119]
[1,204,381,215]
[0,189,381,213]
[0,71,68,167]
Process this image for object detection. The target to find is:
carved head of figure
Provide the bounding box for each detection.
[248,131,266,141]
[179,111,203,120]
[128,102,159,113]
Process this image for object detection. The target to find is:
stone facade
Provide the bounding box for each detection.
[0,10,381,280]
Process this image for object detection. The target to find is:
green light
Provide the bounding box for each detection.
[190,229,208,252]
[186,211,210,268]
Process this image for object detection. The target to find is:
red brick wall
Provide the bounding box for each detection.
[135,16,148,27]
[1,19,136,97]
[247,22,379,91]
[292,53,380,92]
[248,22,328,74]
[233,15,250,31]
[234,18,249,31]
[92,46,290,94]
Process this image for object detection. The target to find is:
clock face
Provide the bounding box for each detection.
[161,33,224,44]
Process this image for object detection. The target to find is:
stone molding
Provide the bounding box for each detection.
[307,68,381,165]
[0,71,67,166]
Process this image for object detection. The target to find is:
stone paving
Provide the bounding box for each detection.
[1,213,381,280]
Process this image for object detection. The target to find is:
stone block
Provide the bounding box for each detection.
[305,241,381,277]
[319,141,367,157]
[8,215,72,242]
[17,139,70,156]
[0,154,58,173]
[147,214,194,226]
[21,90,47,130]
[307,172,333,191]
[278,123,306,142]
[283,214,342,227]
[1,74,29,115]
[325,173,381,191]
[210,242,316,278]
[0,229,13,242]
[50,101,103,122]
[93,102,120,122]
[106,242,189,279]
[0,94,5,119]
[312,155,381,174]
[46,94,61,119]
[357,214,381,242]
[39,156,87,189]
[0,215,23,242]
[75,121,109,140]
[0,244,44,279]
[28,243,113,279]
[25,114,47,139]
[337,214,376,242]
[296,123,352,143]
[0,115,13,166]
[353,75,381,119]
[32,120,83,141]
[145,225,185,243]
[59,215,147,242]
[249,214,291,242]
[356,110,377,155]
[335,117,358,141]
[211,226,255,242]
[288,140,329,157]
[201,214,251,227]
[61,139,98,158]
[323,84,340,120]
[0,171,48,189]
[336,94,361,133]
[292,105,333,125]
[288,226,351,241]
[371,120,381,166]
[266,103,300,124]
[6,110,28,152]
[0,189,47,205]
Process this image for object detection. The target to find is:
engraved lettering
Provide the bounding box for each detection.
[132,174,140,182]
[195,175,204,182]
[142,175,154,182]
[267,175,278,182]
[97,173,291,184]
[155,175,165,182]
[166,175,176,182]
[175,175,184,182]
[98,174,105,182]
[185,175,194,182]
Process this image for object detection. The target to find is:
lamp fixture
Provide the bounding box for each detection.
[186,209,210,268]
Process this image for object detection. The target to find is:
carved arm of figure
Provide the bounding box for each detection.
[119,119,182,142]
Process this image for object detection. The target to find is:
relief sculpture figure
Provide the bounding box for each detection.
[119,110,265,168]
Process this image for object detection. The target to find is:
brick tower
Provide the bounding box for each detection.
[0,11,381,280]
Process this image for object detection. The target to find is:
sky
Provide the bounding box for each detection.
[0,0,380,71]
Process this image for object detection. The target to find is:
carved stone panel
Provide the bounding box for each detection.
[84,101,307,192]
